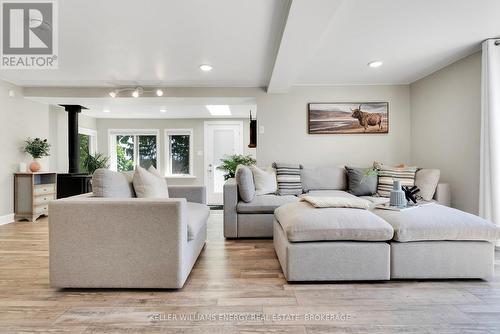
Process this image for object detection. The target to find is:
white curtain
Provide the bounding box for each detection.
[479,39,500,246]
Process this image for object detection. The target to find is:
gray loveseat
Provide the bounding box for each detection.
[49,185,208,289]
[223,166,451,238]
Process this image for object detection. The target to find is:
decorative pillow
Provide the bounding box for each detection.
[374,162,417,198]
[132,166,169,198]
[249,165,277,195]
[92,169,135,198]
[345,166,378,196]
[272,162,303,196]
[235,165,256,202]
[415,169,440,201]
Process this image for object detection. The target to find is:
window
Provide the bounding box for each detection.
[165,129,193,177]
[109,130,159,172]
[79,127,97,173]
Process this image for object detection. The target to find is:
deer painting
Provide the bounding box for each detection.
[351,104,383,131]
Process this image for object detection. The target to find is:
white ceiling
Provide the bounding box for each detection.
[25,96,257,119]
[0,0,289,87]
[1,0,499,91]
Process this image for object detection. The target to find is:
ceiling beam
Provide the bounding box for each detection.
[267,0,343,94]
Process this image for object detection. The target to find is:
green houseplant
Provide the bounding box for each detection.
[217,154,256,180]
[83,153,110,175]
[24,138,51,172]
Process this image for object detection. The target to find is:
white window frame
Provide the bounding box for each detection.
[79,127,97,155]
[164,129,194,178]
[108,129,161,172]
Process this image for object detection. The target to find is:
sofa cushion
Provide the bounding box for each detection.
[249,165,277,195]
[415,169,440,201]
[345,166,378,196]
[372,203,500,242]
[187,202,210,241]
[235,165,255,202]
[237,194,299,214]
[275,202,394,242]
[133,166,169,198]
[301,166,346,192]
[92,169,135,198]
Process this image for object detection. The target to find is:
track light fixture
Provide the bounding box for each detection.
[108,87,165,98]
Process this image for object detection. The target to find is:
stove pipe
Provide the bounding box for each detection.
[60,105,87,174]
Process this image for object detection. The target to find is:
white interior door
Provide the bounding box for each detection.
[205,121,243,205]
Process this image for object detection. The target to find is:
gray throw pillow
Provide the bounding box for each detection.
[345,166,378,196]
[92,168,135,198]
[235,165,255,202]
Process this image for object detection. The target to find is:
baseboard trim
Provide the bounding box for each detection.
[0,213,14,226]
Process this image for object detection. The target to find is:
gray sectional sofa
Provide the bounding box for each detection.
[49,185,209,289]
[224,166,500,281]
[224,166,450,238]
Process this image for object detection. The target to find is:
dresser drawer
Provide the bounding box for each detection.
[34,194,56,205]
[34,204,48,215]
[34,184,56,195]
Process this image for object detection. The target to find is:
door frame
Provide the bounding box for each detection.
[204,120,244,205]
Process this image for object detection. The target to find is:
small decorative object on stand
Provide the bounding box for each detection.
[402,185,420,204]
[23,138,51,172]
[390,180,407,208]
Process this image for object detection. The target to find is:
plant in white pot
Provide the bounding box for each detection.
[23,138,50,172]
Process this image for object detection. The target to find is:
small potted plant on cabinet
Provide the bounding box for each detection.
[23,138,51,172]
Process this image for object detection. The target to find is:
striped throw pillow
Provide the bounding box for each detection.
[272,163,303,196]
[374,162,418,198]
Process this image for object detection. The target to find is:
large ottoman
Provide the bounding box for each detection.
[274,201,394,281]
[373,204,500,279]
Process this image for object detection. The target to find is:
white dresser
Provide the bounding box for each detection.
[14,172,57,222]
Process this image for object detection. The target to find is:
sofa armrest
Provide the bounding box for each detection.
[434,183,451,207]
[223,178,238,238]
[49,197,188,288]
[168,185,206,204]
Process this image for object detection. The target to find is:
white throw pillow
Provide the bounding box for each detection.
[249,165,277,195]
[132,166,169,198]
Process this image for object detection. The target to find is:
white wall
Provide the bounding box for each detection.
[96,118,255,185]
[257,85,411,167]
[410,52,481,214]
[0,80,50,220]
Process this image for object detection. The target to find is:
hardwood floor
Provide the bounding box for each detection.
[1,210,500,333]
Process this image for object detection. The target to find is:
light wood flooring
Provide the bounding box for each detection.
[1,210,500,333]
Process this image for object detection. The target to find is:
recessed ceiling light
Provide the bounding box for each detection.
[368,60,383,68]
[132,90,139,98]
[199,64,213,72]
[206,105,231,116]
[156,89,164,97]
[103,109,110,113]
[109,91,117,98]
[160,109,167,113]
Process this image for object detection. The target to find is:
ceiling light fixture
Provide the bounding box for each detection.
[199,64,213,72]
[103,109,110,113]
[206,105,231,116]
[160,108,167,113]
[107,86,165,98]
[368,60,383,68]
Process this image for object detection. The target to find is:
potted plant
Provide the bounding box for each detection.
[217,154,256,180]
[83,153,110,175]
[23,138,50,172]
